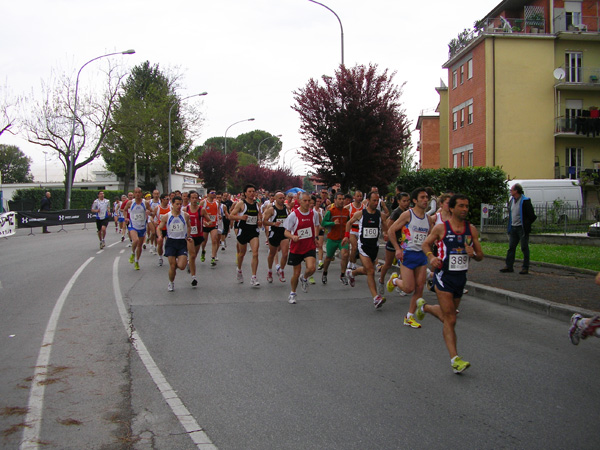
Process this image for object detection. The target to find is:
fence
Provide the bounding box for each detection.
[480,203,600,235]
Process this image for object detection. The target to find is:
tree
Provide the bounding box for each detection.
[230,164,301,193]
[1,84,16,137]
[102,61,203,193]
[0,144,33,183]
[292,63,411,192]
[21,64,126,207]
[235,130,282,165]
[197,147,238,191]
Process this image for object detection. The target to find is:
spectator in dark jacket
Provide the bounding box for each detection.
[500,183,537,274]
[40,191,51,233]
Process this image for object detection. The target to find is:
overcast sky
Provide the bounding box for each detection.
[1,0,499,183]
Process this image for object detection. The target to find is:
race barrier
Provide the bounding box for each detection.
[0,212,17,237]
[17,209,97,233]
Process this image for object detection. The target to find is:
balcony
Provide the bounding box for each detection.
[554,13,600,34]
[555,66,600,90]
[554,165,600,181]
[479,16,546,35]
[555,117,600,137]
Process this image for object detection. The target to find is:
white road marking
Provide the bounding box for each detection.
[112,257,217,449]
[20,257,95,450]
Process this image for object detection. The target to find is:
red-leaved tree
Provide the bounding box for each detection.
[197,146,238,191]
[231,165,302,193]
[292,64,411,192]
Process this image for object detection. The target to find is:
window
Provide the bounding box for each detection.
[566,147,583,179]
[565,99,583,132]
[460,65,464,84]
[565,1,582,28]
[453,112,458,130]
[452,70,457,88]
[460,109,465,128]
[467,59,473,79]
[460,153,465,168]
[453,154,458,168]
[468,104,474,124]
[468,151,473,167]
[566,52,582,83]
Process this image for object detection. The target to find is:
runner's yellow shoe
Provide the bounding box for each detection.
[403,316,421,328]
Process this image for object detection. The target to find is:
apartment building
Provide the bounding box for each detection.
[418,0,600,183]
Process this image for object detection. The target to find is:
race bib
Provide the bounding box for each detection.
[133,212,144,222]
[449,253,469,271]
[412,232,427,244]
[209,214,216,223]
[297,227,313,239]
[246,215,258,225]
[171,222,184,232]
[362,227,379,238]
[191,225,198,235]
[276,218,285,224]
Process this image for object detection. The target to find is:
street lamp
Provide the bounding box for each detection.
[224,118,255,155]
[66,49,135,209]
[308,0,344,66]
[43,151,48,183]
[168,92,208,193]
[257,134,281,166]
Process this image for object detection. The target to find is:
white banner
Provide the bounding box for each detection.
[0,211,17,237]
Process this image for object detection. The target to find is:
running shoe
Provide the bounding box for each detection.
[277,267,286,283]
[158,257,163,267]
[201,251,206,262]
[168,281,174,292]
[322,273,328,285]
[267,270,273,283]
[251,275,260,287]
[134,262,140,270]
[221,245,226,251]
[416,298,426,321]
[300,276,309,293]
[129,253,135,264]
[373,294,386,309]
[345,268,355,287]
[143,244,146,250]
[340,275,348,285]
[569,313,583,342]
[308,276,316,285]
[387,273,398,292]
[99,241,103,249]
[404,316,422,328]
[127,243,132,248]
[121,236,125,242]
[318,261,324,270]
[451,356,470,374]
[288,292,297,304]
[191,276,198,287]
[377,279,385,296]
[237,270,244,283]
[211,257,217,267]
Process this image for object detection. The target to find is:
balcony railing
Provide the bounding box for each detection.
[553,13,600,33]
[479,16,546,34]
[554,165,600,180]
[555,117,600,137]
[556,66,600,84]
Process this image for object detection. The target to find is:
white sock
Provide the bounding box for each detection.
[407,312,414,319]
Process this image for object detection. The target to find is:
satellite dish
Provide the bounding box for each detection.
[554,68,566,80]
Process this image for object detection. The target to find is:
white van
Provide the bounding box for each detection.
[508,179,583,223]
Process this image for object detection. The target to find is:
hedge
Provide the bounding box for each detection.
[10,188,125,211]
[393,167,508,224]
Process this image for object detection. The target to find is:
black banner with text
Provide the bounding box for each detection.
[17,210,97,228]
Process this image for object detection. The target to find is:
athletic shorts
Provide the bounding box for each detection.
[237,228,259,245]
[118,217,125,223]
[350,230,359,237]
[288,249,316,266]
[358,244,378,262]
[318,228,324,236]
[401,250,428,270]
[96,218,109,231]
[164,238,188,258]
[204,226,217,234]
[269,232,288,248]
[326,238,348,258]
[128,227,146,238]
[222,218,231,235]
[431,270,467,299]
[190,236,204,246]
[385,241,397,252]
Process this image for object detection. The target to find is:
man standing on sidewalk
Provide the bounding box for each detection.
[500,183,537,275]
[40,191,51,233]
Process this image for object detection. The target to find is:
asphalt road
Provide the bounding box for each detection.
[1,225,599,449]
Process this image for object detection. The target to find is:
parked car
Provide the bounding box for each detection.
[588,222,600,237]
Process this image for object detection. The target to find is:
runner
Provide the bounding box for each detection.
[91,190,111,249]
[113,197,120,233]
[157,195,192,292]
[185,190,211,286]
[154,193,171,267]
[386,188,435,328]
[220,192,233,251]
[345,190,364,271]
[343,191,389,308]
[568,272,600,344]
[362,186,390,218]
[320,192,350,285]
[378,192,410,295]
[229,184,262,286]
[146,189,161,254]
[121,187,152,270]
[418,194,484,374]
[200,188,221,267]
[311,195,324,284]
[283,192,321,304]
[121,192,133,243]
[263,191,289,283]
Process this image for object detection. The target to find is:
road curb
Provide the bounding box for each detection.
[484,254,597,276]
[465,281,598,320]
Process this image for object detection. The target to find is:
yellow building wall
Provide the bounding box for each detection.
[436,87,449,168]
[485,37,556,179]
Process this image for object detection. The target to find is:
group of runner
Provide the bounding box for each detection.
[93,185,488,374]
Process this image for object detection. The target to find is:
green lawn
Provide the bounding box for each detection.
[480,242,599,271]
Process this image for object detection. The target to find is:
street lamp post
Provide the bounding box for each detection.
[224,118,255,155]
[257,134,281,166]
[66,49,135,209]
[308,0,344,65]
[168,92,208,193]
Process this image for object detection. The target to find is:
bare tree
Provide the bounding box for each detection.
[21,63,126,206]
[0,84,17,137]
